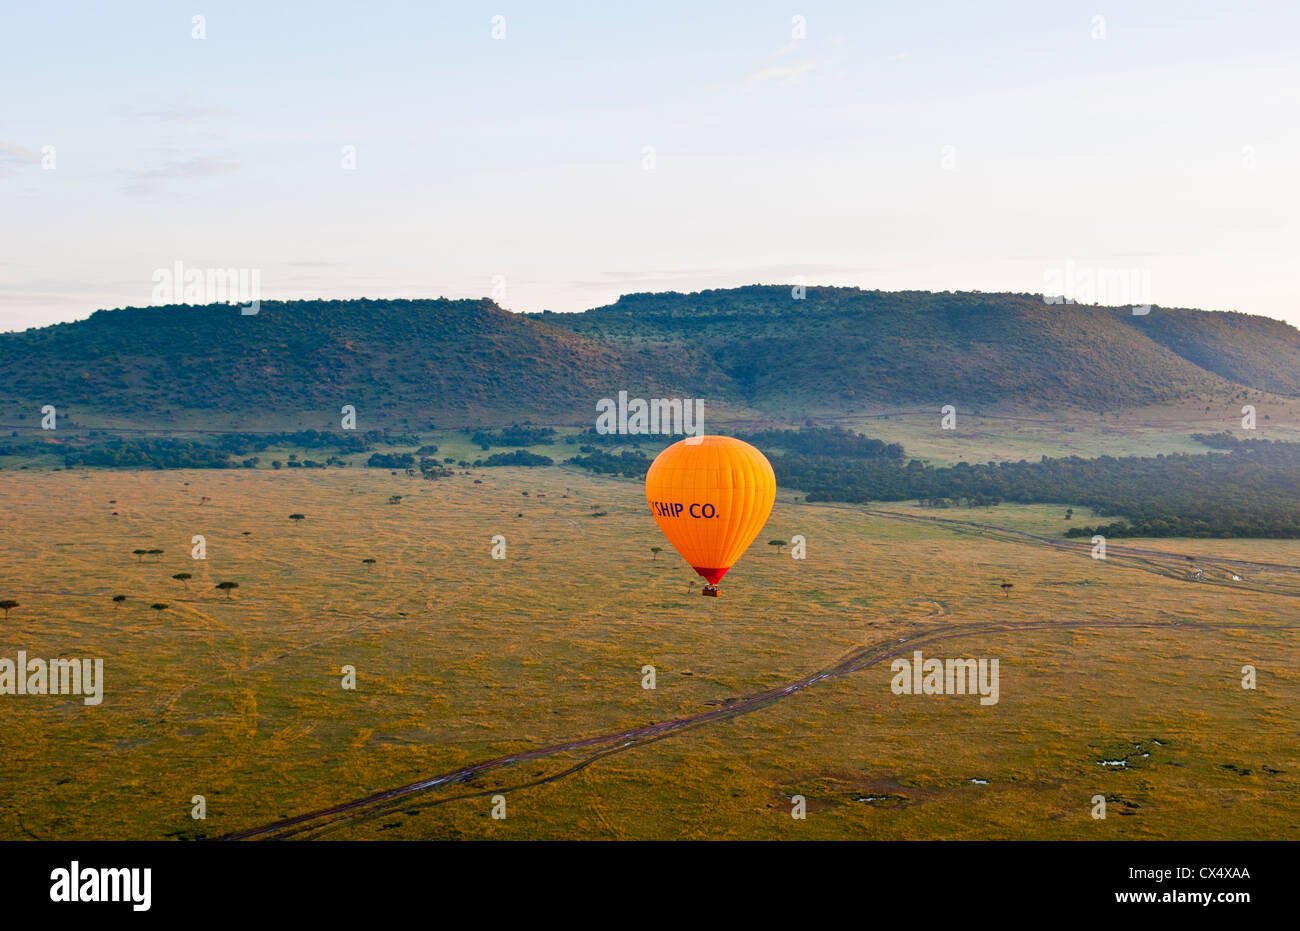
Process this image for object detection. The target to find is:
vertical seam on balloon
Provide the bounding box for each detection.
[722,441,738,571]
[736,449,758,569]
[689,440,705,572]
[721,445,746,571]
[688,439,709,575]
[723,449,745,570]
[741,447,773,569]
[707,439,722,570]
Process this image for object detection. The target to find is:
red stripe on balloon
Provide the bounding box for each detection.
[691,567,730,584]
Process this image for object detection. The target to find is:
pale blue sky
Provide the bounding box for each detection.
[2,0,1297,331]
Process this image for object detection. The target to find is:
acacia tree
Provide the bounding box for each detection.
[769,539,786,555]
[650,547,662,560]
[215,582,239,599]
[173,573,192,588]
[112,595,127,609]
[0,600,17,620]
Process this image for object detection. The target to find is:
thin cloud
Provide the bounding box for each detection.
[114,100,229,123]
[118,156,240,195]
[0,142,40,177]
[745,60,817,88]
[744,33,849,88]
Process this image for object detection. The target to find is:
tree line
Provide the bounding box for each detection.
[772,437,1300,538]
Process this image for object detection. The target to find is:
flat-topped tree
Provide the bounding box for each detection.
[215,581,239,599]
[0,600,17,620]
[173,573,192,587]
[112,595,126,608]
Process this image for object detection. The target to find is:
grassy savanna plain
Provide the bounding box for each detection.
[1,450,1297,841]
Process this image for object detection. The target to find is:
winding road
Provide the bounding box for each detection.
[219,502,1300,840]
[222,612,1296,840]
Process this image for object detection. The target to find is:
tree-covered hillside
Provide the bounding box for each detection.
[0,298,720,426]
[1117,306,1300,397]
[3,288,1297,429]
[537,286,1290,410]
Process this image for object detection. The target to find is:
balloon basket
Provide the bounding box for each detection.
[702,584,719,597]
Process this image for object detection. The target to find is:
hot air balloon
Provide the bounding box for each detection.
[645,435,776,596]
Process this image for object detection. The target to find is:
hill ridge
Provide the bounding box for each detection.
[2,289,1296,427]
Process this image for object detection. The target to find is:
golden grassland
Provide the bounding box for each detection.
[0,465,1297,840]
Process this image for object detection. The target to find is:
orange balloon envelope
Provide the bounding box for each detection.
[645,435,776,594]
